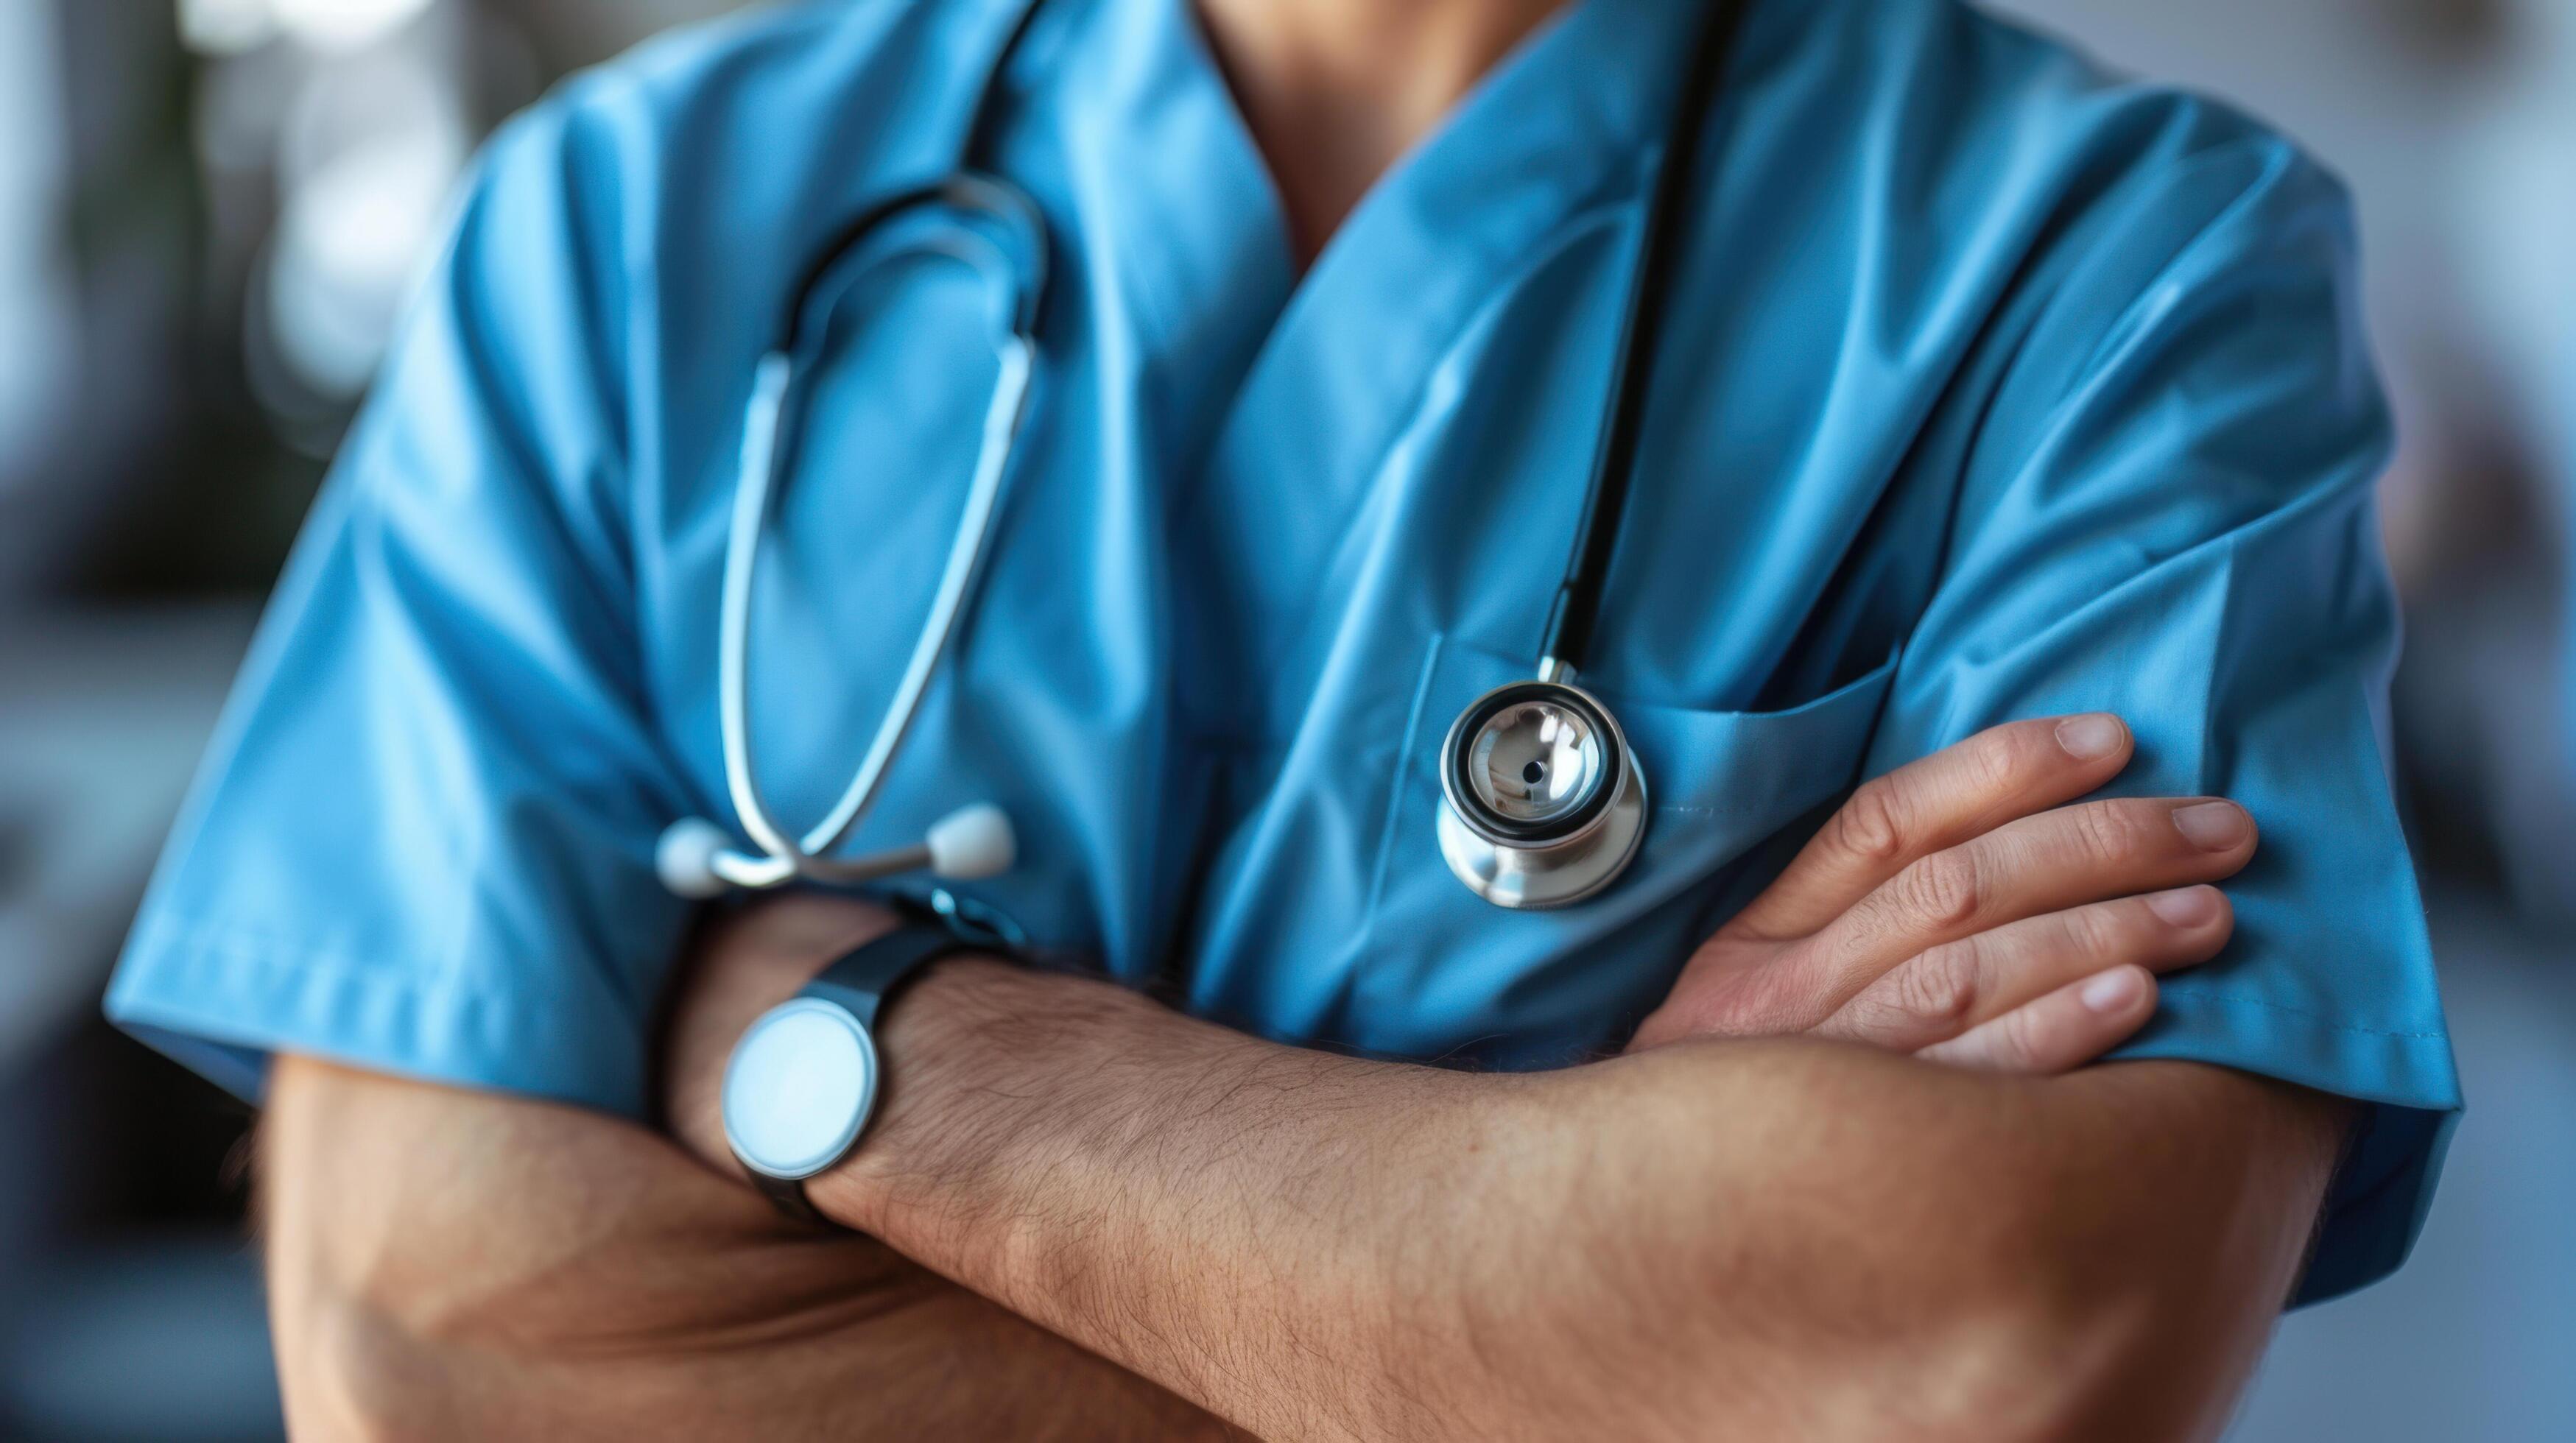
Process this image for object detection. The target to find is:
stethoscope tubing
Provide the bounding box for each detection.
[1536,0,1749,682]
[714,336,1035,887]
[1432,0,1750,906]
[699,202,1044,890]
[672,0,1754,908]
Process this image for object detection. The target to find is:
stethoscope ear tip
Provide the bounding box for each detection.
[926,802,1016,880]
[656,816,736,899]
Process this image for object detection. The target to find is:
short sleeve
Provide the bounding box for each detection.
[105,101,691,1117]
[1872,137,2462,1303]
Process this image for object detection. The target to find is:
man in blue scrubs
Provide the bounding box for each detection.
[110,0,2457,1432]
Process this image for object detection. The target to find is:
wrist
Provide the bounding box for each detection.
[663,895,904,1176]
[802,954,1045,1239]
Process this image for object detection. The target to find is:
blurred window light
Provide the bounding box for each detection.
[272,0,436,52]
[256,46,468,403]
[177,0,278,56]
[0,0,74,493]
[2452,0,2576,472]
[267,127,462,398]
[180,0,436,56]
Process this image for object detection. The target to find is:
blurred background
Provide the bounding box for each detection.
[0,0,2566,1437]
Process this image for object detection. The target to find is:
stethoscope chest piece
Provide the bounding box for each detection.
[1435,680,1649,909]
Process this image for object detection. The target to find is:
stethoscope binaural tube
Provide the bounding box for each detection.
[654,0,1054,903]
[655,175,1049,900]
[1432,0,1750,910]
[652,0,1762,910]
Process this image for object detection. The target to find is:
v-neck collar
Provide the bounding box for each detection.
[1168,0,1711,685]
[1051,0,1295,370]
[1055,0,1706,388]
[1270,0,1704,331]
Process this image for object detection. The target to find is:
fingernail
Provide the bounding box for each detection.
[2144,886,2218,925]
[2081,968,2143,1014]
[2055,714,2125,761]
[2172,801,2251,850]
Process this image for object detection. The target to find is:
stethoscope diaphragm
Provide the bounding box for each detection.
[1435,679,1650,910]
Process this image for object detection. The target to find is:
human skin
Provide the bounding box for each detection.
[264,713,2346,1439]
[258,5,2351,1436]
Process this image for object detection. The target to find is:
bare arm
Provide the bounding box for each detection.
[261,1054,1245,1439]
[663,716,2351,1440]
[264,713,2328,1437]
[260,904,1245,1439]
[740,963,2339,1442]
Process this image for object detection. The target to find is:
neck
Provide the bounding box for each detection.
[1194,0,1573,262]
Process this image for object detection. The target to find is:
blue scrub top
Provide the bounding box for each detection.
[109,0,2458,1302]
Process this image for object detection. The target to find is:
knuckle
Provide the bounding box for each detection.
[2066,903,2128,959]
[1965,726,2029,797]
[1746,946,1840,1033]
[1999,999,2052,1070]
[1896,847,1985,931]
[1896,940,1980,1029]
[2072,801,2142,867]
[1834,777,1908,864]
[1840,991,1920,1047]
[1678,952,1806,1039]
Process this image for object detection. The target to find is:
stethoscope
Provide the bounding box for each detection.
[658,0,1751,911]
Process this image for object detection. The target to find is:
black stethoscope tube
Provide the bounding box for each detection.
[822,0,1753,677]
[663,0,1759,909]
[1538,0,1753,681]
[1440,0,1754,907]
[776,0,1056,353]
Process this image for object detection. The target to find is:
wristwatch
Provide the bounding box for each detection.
[721,921,974,1226]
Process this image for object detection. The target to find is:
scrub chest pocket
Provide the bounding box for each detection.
[1326,635,1898,1068]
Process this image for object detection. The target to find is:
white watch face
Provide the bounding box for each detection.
[722,998,879,1180]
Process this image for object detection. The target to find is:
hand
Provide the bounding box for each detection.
[1630,713,2254,1070]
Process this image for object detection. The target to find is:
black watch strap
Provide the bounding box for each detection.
[803,921,974,1033]
[753,1168,832,1227]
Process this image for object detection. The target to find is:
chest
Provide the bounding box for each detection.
[638,204,1946,1068]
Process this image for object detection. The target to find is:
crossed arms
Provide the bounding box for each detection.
[261,716,2349,1439]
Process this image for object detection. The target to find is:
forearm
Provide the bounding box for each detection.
[810,962,2340,1442]
[817,964,1503,1436]
[264,1055,1242,1439]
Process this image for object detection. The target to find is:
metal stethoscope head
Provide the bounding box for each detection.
[1435,665,1649,910]
[660,0,1750,913]
[655,174,1046,900]
[1429,0,1746,909]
